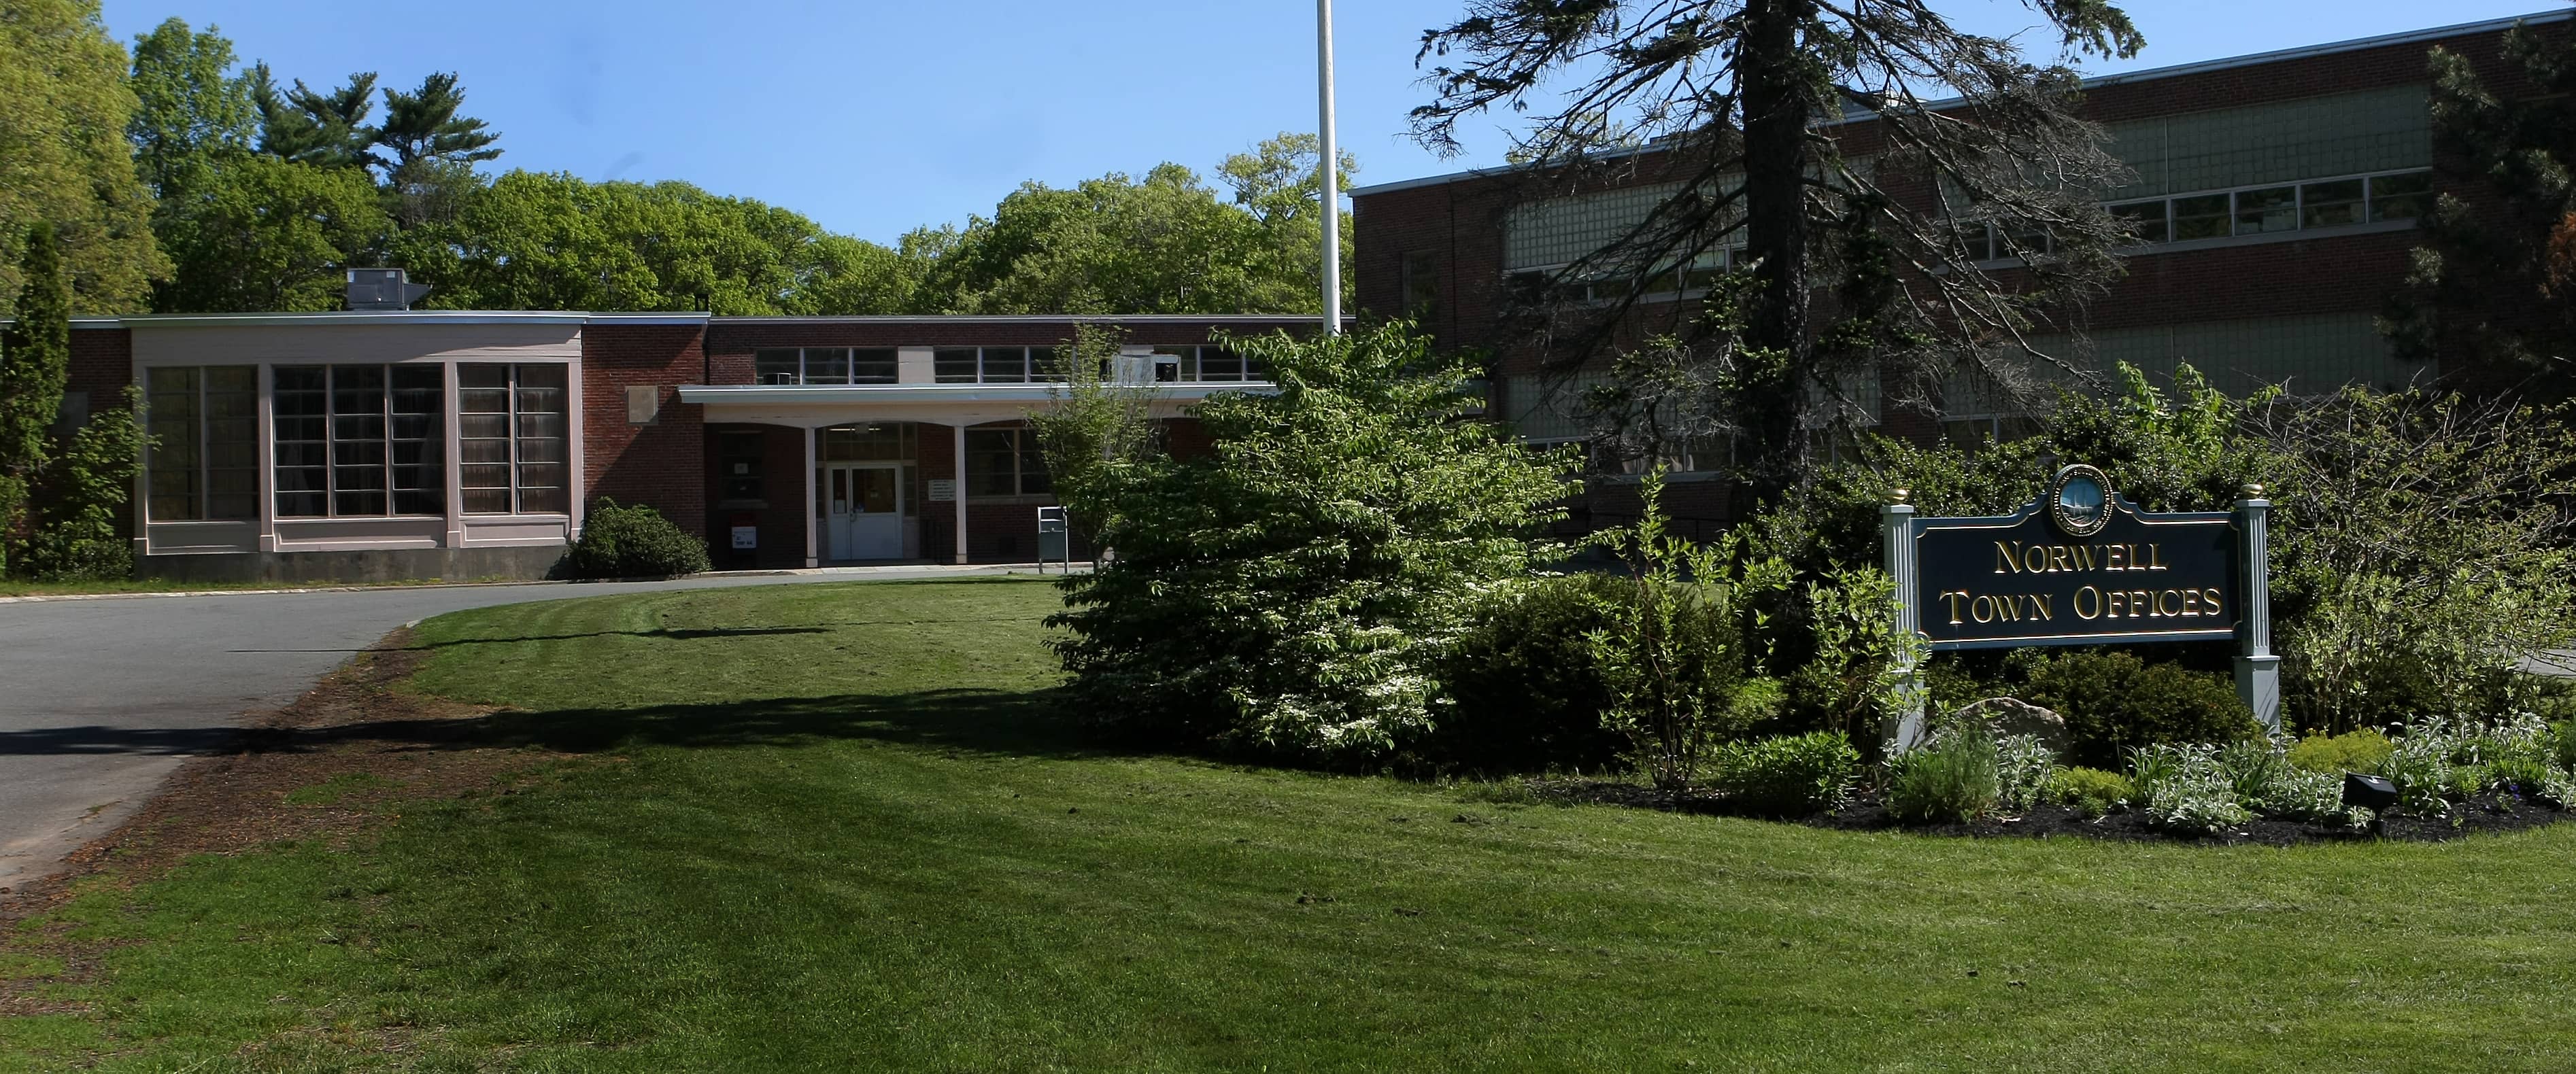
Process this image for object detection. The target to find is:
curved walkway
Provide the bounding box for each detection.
[0,564,1055,893]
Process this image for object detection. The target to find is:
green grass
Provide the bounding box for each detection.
[8,577,2576,1071]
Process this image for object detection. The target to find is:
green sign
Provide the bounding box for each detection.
[1880,466,2280,745]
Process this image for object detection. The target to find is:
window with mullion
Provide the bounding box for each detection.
[460,363,570,515]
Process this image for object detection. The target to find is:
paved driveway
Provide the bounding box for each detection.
[0,565,1053,892]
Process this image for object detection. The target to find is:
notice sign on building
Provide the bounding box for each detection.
[1910,466,2237,650]
[926,479,956,503]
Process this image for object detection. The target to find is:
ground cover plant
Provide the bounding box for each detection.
[12,579,2576,1071]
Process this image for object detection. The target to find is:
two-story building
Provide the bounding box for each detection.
[1349,10,2570,532]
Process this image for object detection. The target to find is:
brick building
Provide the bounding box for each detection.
[68,305,1325,582]
[1348,11,2571,532]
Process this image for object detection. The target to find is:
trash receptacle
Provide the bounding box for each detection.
[1036,506,1068,568]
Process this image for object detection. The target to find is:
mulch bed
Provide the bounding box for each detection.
[1527,778,2575,846]
[0,629,575,1017]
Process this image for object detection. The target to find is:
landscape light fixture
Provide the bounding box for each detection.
[2342,772,2399,835]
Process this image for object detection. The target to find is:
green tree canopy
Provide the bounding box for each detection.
[393,171,912,314]
[371,71,500,174]
[0,0,163,315]
[154,156,389,313]
[125,17,256,202]
[909,133,1354,315]
[0,222,72,572]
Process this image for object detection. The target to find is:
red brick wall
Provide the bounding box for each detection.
[67,327,135,538]
[581,323,707,535]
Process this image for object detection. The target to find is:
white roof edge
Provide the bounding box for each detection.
[1347,9,2575,198]
[679,382,1276,402]
[705,314,1351,325]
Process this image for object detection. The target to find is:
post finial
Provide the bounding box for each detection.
[1889,487,1911,505]
[2241,482,2266,498]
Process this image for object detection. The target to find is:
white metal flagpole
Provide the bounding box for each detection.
[1317,0,1342,336]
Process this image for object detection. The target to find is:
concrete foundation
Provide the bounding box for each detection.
[135,545,569,585]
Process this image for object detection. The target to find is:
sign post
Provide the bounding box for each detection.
[1884,466,2277,751]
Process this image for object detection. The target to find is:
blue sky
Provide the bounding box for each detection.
[100,1,2564,246]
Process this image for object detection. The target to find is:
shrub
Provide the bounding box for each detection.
[1422,574,1631,772]
[1995,733,2056,813]
[2022,650,2261,769]
[561,499,710,580]
[2554,721,2576,771]
[2042,766,2132,819]
[2374,724,2458,816]
[2286,728,2394,774]
[1886,731,2000,825]
[1708,731,1861,816]
[1584,469,1793,790]
[1047,325,1578,760]
[2127,744,2253,834]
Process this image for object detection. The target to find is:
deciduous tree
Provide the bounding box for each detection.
[0,0,163,315]
[154,156,389,313]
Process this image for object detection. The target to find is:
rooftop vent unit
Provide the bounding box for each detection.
[345,268,431,311]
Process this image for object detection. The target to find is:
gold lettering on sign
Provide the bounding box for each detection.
[2074,586,2101,620]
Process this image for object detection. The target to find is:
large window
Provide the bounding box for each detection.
[717,431,765,503]
[459,364,569,515]
[2098,169,2432,250]
[146,366,258,521]
[932,347,1061,384]
[753,347,898,385]
[272,364,442,517]
[964,427,1050,497]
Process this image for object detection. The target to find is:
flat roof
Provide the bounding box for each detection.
[50,311,1351,330]
[1347,8,2575,198]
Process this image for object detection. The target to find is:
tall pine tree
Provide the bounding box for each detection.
[1412,0,2145,502]
[2385,20,2576,387]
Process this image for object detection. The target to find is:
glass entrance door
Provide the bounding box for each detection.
[826,462,902,560]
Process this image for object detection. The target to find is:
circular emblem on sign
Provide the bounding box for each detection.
[2049,464,2112,537]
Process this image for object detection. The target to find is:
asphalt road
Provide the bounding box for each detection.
[0,565,1052,893]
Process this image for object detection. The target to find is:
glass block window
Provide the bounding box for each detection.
[271,364,442,518]
[146,366,258,521]
[964,427,1049,497]
[458,363,569,515]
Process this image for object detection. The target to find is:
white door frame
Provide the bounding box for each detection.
[825,460,904,561]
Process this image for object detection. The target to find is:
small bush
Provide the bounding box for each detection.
[2286,728,2394,774]
[560,499,711,580]
[1995,733,2056,813]
[2023,651,2261,768]
[2127,744,2254,834]
[2488,753,2558,799]
[2042,766,2132,819]
[1422,574,1631,773]
[1886,731,2000,825]
[1708,731,1861,816]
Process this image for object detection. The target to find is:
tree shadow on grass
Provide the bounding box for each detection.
[129,687,1113,765]
[0,688,1122,765]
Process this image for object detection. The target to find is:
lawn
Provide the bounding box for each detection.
[7,577,2576,1071]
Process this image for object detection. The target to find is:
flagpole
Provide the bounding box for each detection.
[1317,0,1342,336]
